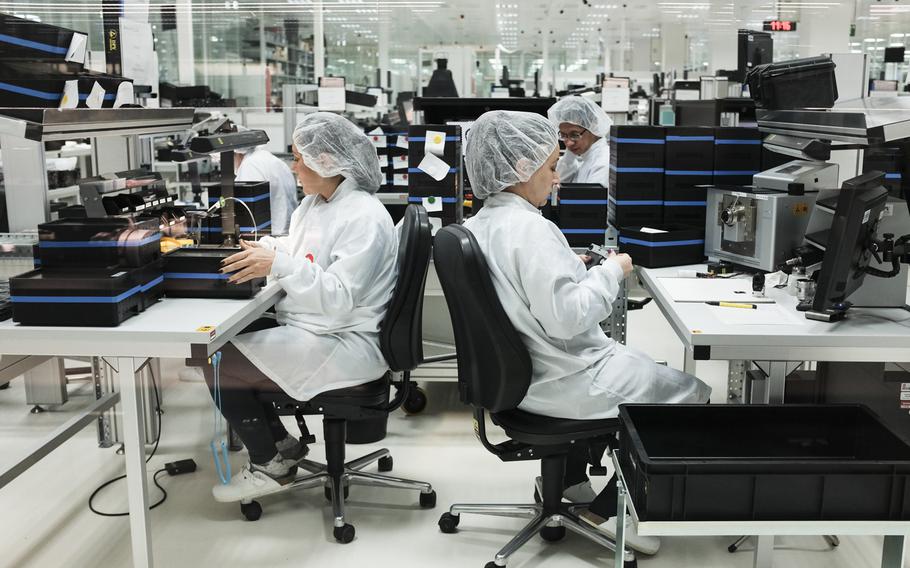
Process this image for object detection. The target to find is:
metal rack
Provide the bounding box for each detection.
[756,97,910,145]
[0,108,195,232]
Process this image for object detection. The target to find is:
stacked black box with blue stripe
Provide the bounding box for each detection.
[10,219,164,326]
[366,126,409,224]
[407,125,463,227]
[200,181,272,244]
[610,125,763,267]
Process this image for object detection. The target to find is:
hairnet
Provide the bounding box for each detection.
[465,110,558,200]
[292,112,382,191]
[547,96,612,138]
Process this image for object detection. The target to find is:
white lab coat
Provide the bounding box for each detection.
[231,178,397,401]
[463,191,710,420]
[556,136,611,187]
[235,147,300,236]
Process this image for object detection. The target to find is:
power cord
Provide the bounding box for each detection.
[88,362,167,517]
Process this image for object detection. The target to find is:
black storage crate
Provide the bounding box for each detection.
[618,404,910,522]
[609,126,665,168]
[663,203,708,227]
[163,248,265,299]
[747,56,838,110]
[618,226,705,268]
[9,265,161,326]
[664,127,715,171]
[37,218,160,269]
[610,202,663,229]
[560,228,607,248]
[0,66,131,108]
[714,127,761,186]
[407,125,462,197]
[559,183,608,231]
[664,173,712,203]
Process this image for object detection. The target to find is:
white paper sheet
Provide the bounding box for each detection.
[708,304,801,326]
[392,173,409,187]
[113,82,135,108]
[317,87,346,111]
[659,277,776,304]
[422,196,443,212]
[65,33,87,64]
[119,19,154,85]
[396,136,409,150]
[417,152,450,181]
[424,130,446,157]
[429,217,443,235]
[392,155,408,170]
[86,82,106,109]
[59,80,79,109]
[639,227,667,234]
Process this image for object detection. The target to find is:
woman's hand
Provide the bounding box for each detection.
[221,240,275,284]
[578,254,592,265]
[607,250,634,278]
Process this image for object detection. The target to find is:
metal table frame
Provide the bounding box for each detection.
[0,283,284,568]
[612,452,910,568]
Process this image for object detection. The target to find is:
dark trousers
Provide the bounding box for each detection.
[202,318,291,464]
[565,440,617,519]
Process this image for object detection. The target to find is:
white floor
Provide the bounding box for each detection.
[0,299,904,568]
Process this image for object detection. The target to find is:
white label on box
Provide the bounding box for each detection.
[901,392,910,401]
[422,196,444,212]
[392,173,409,187]
[901,383,910,392]
[396,136,409,150]
[425,130,446,157]
[113,82,135,108]
[732,191,768,200]
[59,80,79,109]
[392,155,408,171]
[417,152,450,181]
[368,127,386,149]
[86,82,106,109]
[65,33,88,64]
[639,227,667,234]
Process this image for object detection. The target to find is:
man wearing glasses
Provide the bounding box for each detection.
[547,96,612,187]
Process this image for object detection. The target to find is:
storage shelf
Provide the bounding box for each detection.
[0,108,195,143]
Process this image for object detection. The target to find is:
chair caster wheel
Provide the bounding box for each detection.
[623,560,637,568]
[0,382,9,390]
[240,500,262,521]
[333,523,355,544]
[419,490,437,508]
[727,544,738,553]
[539,525,565,542]
[403,386,427,415]
[378,456,393,472]
[324,484,350,501]
[438,512,460,533]
[484,562,501,568]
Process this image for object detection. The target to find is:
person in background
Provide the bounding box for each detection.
[203,112,397,502]
[233,127,300,236]
[462,110,711,555]
[547,96,613,188]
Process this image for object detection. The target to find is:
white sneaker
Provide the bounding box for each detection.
[534,477,598,503]
[211,463,296,503]
[563,481,597,503]
[579,510,661,555]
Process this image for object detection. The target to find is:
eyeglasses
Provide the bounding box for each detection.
[558,129,587,142]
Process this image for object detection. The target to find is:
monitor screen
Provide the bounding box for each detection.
[885,47,906,63]
[811,172,890,313]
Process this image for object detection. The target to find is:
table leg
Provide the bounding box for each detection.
[684,347,696,376]
[881,535,906,568]
[753,535,774,568]
[615,474,628,568]
[766,362,787,405]
[116,356,154,568]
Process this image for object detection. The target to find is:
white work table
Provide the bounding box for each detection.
[637,264,910,567]
[639,265,910,386]
[0,282,284,568]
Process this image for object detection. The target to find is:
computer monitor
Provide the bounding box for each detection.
[736,29,773,83]
[810,172,890,319]
[885,47,906,64]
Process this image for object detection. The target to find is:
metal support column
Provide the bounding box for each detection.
[24,357,67,410]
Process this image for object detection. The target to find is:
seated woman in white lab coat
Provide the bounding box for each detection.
[462,111,711,554]
[203,112,398,503]
[547,95,612,187]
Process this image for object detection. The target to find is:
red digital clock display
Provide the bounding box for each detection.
[763,20,797,32]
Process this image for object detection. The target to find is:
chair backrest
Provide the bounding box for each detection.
[379,204,432,372]
[433,224,532,413]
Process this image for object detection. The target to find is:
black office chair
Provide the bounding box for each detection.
[433,224,636,568]
[248,204,437,543]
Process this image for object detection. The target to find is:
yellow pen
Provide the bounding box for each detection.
[705,301,757,310]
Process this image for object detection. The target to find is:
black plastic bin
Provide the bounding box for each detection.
[618,404,910,522]
[163,247,265,299]
[37,218,160,269]
[746,56,838,110]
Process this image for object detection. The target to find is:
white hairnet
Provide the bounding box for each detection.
[292,112,382,191]
[547,96,612,138]
[465,110,558,200]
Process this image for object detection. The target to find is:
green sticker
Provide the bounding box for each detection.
[219,196,226,207]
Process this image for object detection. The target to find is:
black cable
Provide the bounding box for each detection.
[88,362,167,517]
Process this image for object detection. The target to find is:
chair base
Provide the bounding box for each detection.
[439,498,636,567]
[237,447,436,541]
